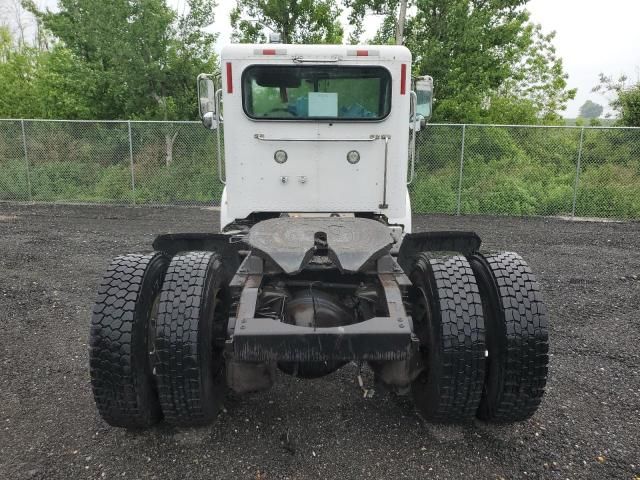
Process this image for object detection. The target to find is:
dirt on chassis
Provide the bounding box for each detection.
[89,216,549,428]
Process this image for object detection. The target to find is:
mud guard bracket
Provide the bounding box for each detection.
[152,232,248,281]
[397,231,481,271]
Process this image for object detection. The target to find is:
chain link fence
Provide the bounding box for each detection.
[0,119,221,206]
[412,124,640,218]
[1,119,639,219]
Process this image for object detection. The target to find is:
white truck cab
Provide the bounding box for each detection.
[198,44,433,233]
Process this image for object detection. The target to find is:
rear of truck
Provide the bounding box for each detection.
[88,44,549,430]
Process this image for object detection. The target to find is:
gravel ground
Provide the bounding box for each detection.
[0,203,639,480]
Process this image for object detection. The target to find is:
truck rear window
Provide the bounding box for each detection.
[242,65,392,121]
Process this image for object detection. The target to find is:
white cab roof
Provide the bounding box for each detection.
[221,44,412,62]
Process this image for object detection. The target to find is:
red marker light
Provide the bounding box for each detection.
[400,64,407,95]
[347,49,379,57]
[262,49,277,55]
[226,62,233,94]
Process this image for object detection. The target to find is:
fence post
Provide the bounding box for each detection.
[571,127,585,217]
[21,119,33,202]
[128,121,136,205]
[456,124,466,215]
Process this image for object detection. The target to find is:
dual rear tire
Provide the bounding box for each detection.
[90,249,548,428]
[470,252,549,422]
[155,252,229,426]
[89,253,168,428]
[409,252,549,423]
[89,251,228,429]
[409,254,486,423]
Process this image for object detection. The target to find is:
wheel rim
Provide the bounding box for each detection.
[210,287,229,377]
[412,286,432,346]
[148,293,161,376]
[410,283,439,383]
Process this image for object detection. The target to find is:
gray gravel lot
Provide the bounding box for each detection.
[0,203,639,480]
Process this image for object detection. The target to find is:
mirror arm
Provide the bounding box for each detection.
[197,73,205,119]
[408,91,417,185]
[215,89,225,184]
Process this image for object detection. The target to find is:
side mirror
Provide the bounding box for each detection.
[415,75,433,121]
[197,73,218,129]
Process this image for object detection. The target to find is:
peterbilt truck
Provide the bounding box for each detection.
[89,43,549,428]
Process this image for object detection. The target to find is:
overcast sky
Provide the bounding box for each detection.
[526,0,640,116]
[4,0,640,117]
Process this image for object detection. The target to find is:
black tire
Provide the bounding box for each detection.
[409,254,486,423]
[155,251,229,426]
[89,252,169,428]
[469,252,549,423]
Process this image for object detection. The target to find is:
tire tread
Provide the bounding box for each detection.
[411,254,486,423]
[89,253,167,428]
[475,252,549,422]
[155,251,225,426]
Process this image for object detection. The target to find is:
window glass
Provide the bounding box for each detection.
[242,66,392,120]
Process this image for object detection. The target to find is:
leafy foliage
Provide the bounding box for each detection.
[410,124,640,217]
[3,0,577,125]
[348,0,575,124]
[579,100,604,119]
[230,0,343,44]
[0,37,94,119]
[594,74,640,127]
[497,24,576,123]
[19,0,218,121]
[0,120,224,203]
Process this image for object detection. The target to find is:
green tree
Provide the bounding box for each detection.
[344,0,395,44]
[347,0,575,124]
[24,0,218,121]
[0,26,12,62]
[0,27,93,118]
[496,24,575,123]
[482,95,540,125]
[230,0,343,44]
[594,74,640,127]
[579,100,604,119]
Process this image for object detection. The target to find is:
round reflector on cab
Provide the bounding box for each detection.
[274,150,288,164]
[346,150,360,164]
